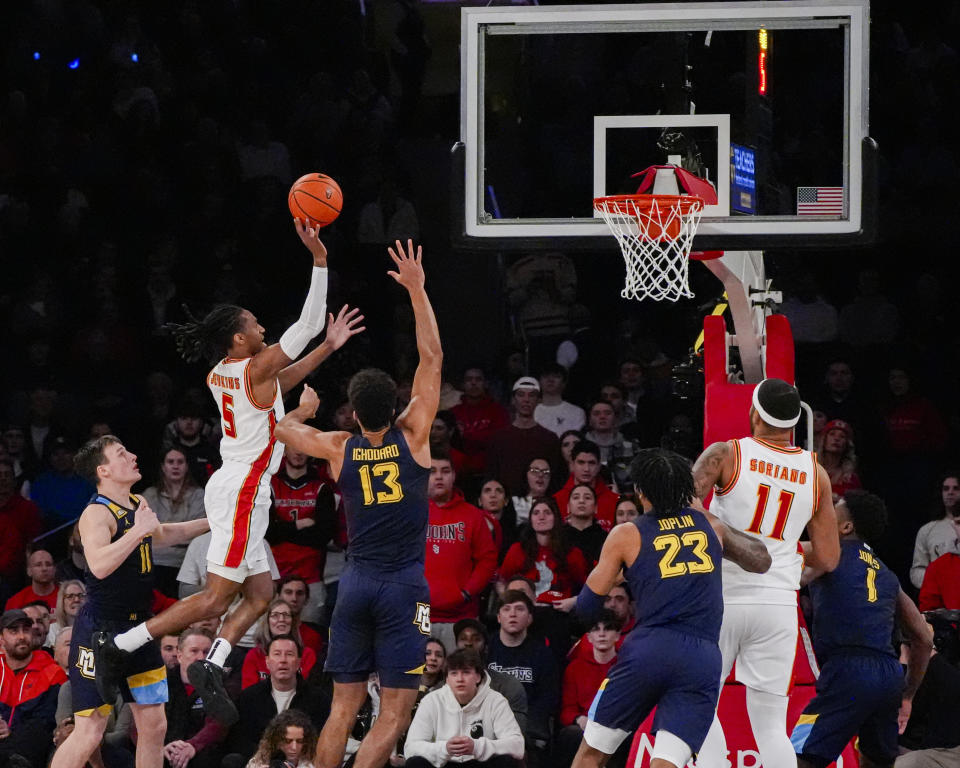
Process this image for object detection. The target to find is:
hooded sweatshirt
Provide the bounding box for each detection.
[425,490,497,622]
[404,676,525,766]
[559,647,617,726]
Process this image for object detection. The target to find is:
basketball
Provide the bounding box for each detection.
[288,173,343,228]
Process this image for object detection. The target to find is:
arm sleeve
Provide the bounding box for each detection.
[187,718,229,753]
[464,515,499,596]
[279,267,328,359]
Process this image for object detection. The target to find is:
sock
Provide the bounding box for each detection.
[207,638,232,668]
[113,622,153,653]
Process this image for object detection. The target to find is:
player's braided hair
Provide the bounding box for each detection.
[165,305,246,365]
[630,448,695,517]
[843,489,888,547]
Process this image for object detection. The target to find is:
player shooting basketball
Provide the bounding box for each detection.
[274,239,441,768]
[94,221,364,725]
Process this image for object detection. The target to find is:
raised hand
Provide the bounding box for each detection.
[386,239,425,292]
[293,218,328,267]
[299,384,321,418]
[325,305,366,350]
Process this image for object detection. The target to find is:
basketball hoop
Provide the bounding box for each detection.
[594,193,705,302]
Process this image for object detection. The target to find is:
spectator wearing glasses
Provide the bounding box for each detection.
[511,458,552,527]
[46,580,86,647]
[241,597,317,689]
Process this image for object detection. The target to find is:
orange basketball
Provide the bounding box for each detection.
[288,172,343,228]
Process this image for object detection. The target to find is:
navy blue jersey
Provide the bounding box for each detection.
[338,427,429,584]
[627,509,723,642]
[809,539,900,663]
[85,494,155,620]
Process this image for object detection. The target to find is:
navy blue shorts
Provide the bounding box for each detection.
[324,565,431,689]
[790,652,904,768]
[587,626,721,755]
[70,606,167,715]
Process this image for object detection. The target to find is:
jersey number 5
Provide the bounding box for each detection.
[359,462,404,505]
[654,531,715,578]
[222,393,237,438]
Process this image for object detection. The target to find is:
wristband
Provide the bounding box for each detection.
[575,584,606,625]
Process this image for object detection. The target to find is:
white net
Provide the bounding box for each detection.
[594,194,704,302]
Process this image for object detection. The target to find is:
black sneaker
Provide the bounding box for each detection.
[187,659,238,726]
[92,631,128,705]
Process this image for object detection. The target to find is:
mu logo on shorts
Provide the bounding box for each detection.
[76,647,96,679]
[413,602,431,635]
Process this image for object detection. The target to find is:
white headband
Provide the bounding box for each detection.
[752,383,800,429]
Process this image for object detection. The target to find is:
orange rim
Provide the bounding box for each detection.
[593,193,704,216]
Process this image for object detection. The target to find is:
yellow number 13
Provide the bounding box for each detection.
[359,462,404,505]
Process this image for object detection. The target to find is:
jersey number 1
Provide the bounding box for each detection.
[359,462,404,505]
[747,483,794,540]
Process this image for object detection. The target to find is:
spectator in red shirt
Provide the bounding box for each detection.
[553,441,619,529]
[485,378,564,498]
[815,420,862,499]
[918,553,960,611]
[278,576,325,661]
[0,459,41,596]
[477,478,518,561]
[555,610,623,768]
[241,597,316,689]
[5,548,58,611]
[452,368,509,473]
[499,497,588,604]
[0,608,68,767]
[268,447,339,622]
[425,453,498,651]
[431,410,480,487]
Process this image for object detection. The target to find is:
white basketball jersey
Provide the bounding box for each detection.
[710,437,820,605]
[207,357,284,473]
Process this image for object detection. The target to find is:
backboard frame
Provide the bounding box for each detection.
[456,0,876,251]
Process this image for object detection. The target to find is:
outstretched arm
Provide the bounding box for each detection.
[896,588,933,733]
[390,240,442,466]
[274,384,351,470]
[247,221,330,393]
[704,510,772,574]
[692,441,734,502]
[152,518,210,550]
[805,465,841,573]
[574,523,638,624]
[276,305,365,395]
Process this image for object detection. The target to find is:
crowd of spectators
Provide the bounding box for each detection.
[1,1,960,767]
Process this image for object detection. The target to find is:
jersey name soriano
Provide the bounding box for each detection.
[338,427,429,585]
[809,539,900,663]
[85,494,155,620]
[207,357,284,473]
[710,437,819,605]
[627,508,723,642]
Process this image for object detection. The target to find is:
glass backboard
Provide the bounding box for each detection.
[457,1,875,249]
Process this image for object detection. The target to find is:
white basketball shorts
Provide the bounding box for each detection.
[204,462,273,583]
[718,603,798,695]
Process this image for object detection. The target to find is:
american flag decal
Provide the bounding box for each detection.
[796,187,844,215]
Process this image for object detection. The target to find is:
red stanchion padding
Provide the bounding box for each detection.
[764,314,795,383]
